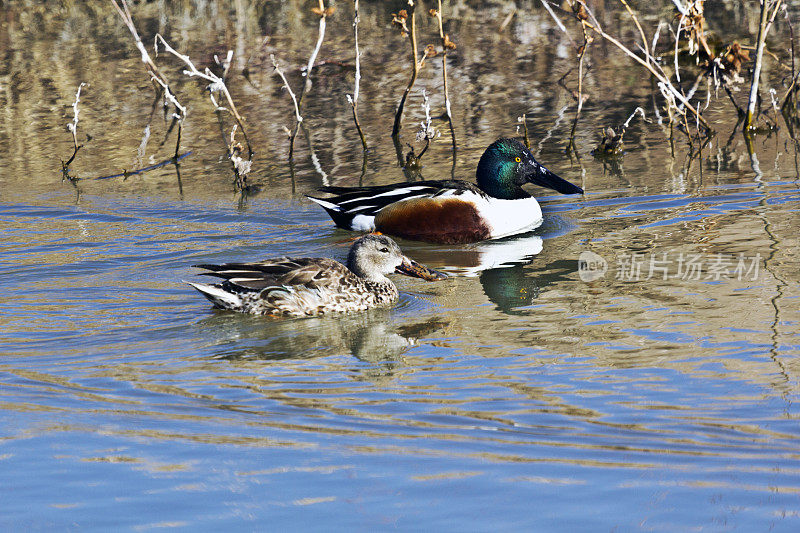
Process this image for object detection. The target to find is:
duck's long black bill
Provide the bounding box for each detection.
[396,257,448,281]
[528,165,584,195]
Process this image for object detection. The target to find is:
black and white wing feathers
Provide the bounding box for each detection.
[308,180,486,220]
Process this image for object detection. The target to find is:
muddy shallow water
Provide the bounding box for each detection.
[2,1,800,530]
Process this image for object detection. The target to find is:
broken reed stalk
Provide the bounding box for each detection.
[578,0,710,132]
[402,88,437,169]
[415,88,437,159]
[215,50,234,82]
[298,0,331,111]
[575,7,590,118]
[148,75,187,159]
[547,2,590,144]
[432,0,456,151]
[518,114,531,149]
[782,8,798,114]
[347,0,367,152]
[154,34,251,159]
[61,82,87,177]
[538,1,566,35]
[271,54,303,160]
[622,107,648,138]
[392,1,429,137]
[619,0,650,67]
[673,4,687,83]
[154,34,253,187]
[111,0,186,159]
[744,0,784,131]
[499,8,517,33]
[111,0,165,92]
[228,125,252,190]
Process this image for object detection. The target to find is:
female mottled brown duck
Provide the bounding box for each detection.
[187,234,446,317]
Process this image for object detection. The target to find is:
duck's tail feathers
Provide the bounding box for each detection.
[186,281,242,309]
[306,195,359,229]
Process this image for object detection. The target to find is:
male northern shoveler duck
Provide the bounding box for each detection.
[187,234,446,317]
[307,138,583,244]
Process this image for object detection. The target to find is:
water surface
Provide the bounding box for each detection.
[2,1,800,530]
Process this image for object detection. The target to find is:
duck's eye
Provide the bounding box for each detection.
[515,156,521,163]
[379,247,390,253]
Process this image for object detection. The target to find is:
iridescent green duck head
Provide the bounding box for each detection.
[476,138,583,200]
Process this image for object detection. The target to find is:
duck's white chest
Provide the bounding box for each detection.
[474,196,543,239]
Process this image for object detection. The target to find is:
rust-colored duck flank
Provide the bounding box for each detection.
[187,234,446,317]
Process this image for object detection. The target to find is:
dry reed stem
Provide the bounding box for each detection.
[110,0,167,92]
[547,0,709,134]
[414,88,438,160]
[298,0,330,111]
[576,18,590,117]
[433,0,456,152]
[347,0,367,152]
[148,75,187,158]
[271,54,303,160]
[670,0,688,16]
[228,125,252,190]
[61,82,87,176]
[579,1,710,132]
[153,34,250,186]
[518,114,531,149]
[111,0,186,158]
[154,34,252,158]
[547,1,590,138]
[539,1,567,35]
[782,8,798,114]
[745,0,784,130]
[788,6,796,85]
[673,1,690,83]
[499,9,517,33]
[618,0,650,67]
[594,107,649,156]
[392,1,429,137]
[215,50,233,82]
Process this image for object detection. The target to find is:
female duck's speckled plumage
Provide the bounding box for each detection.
[307,138,584,244]
[187,234,445,317]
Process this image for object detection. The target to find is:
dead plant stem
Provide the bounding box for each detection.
[271,54,303,160]
[298,0,329,111]
[154,34,251,158]
[745,0,784,130]
[618,0,650,67]
[580,4,710,131]
[434,0,456,152]
[348,0,367,152]
[392,1,425,137]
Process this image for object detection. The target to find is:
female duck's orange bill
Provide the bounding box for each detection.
[395,256,448,281]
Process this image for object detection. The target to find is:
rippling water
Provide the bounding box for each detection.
[2,1,800,530]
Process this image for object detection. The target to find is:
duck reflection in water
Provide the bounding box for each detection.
[194,306,448,367]
[404,233,552,314]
